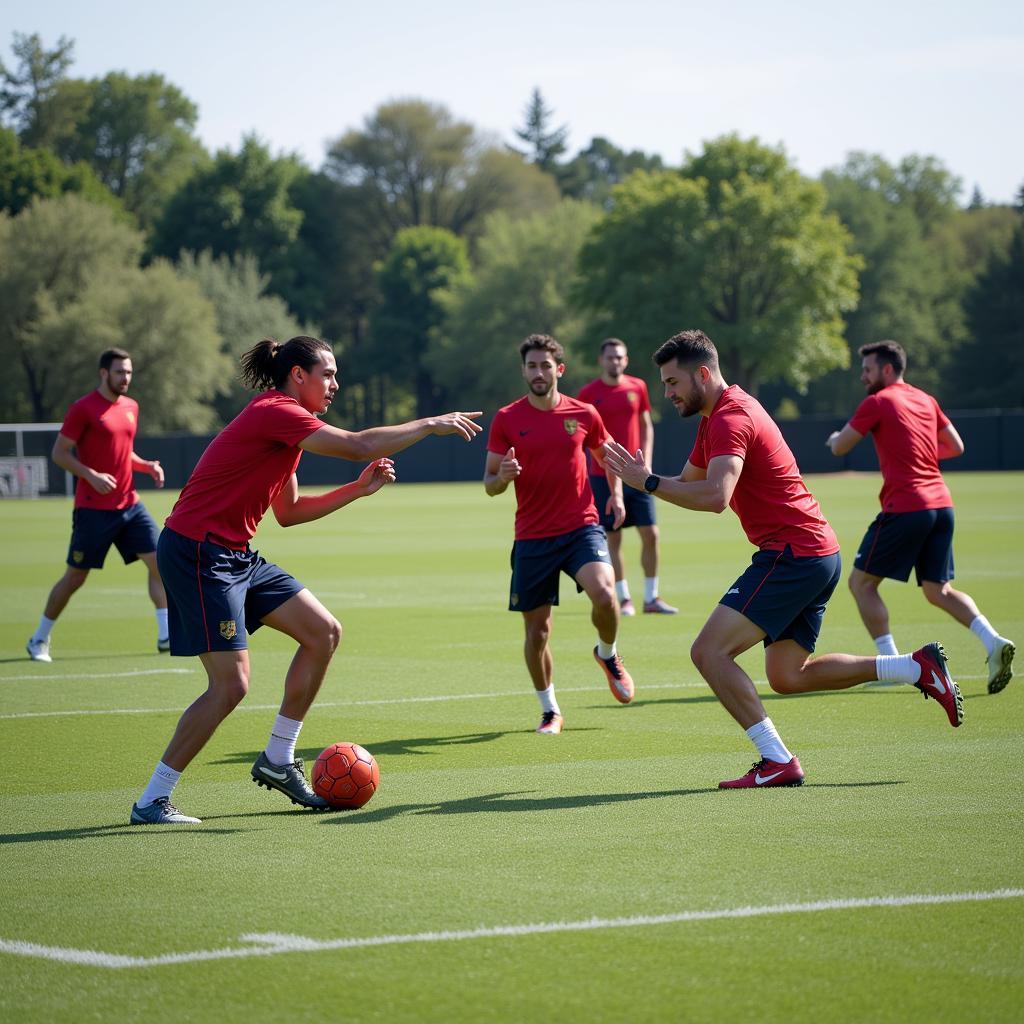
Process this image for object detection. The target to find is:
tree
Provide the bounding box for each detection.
[575,136,860,395]
[433,199,602,412]
[559,136,665,207]
[0,126,120,215]
[513,88,568,175]
[0,194,226,426]
[369,226,471,418]
[150,135,306,287]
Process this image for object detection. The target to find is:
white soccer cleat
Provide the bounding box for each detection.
[26,637,52,663]
[987,638,1015,695]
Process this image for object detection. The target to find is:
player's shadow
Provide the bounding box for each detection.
[0,822,247,845]
[622,690,838,710]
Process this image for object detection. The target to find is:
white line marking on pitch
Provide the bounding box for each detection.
[0,682,707,720]
[1,889,1020,969]
[1,669,192,684]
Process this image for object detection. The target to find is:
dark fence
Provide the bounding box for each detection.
[124,409,1024,491]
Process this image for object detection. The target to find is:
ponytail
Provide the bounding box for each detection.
[239,335,332,391]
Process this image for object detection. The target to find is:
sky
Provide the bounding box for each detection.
[7,1,1023,203]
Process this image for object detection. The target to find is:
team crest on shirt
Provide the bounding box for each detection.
[126,410,135,424]
[564,419,578,436]
[627,392,638,403]
[219,620,237,640]
[72,550,84,564]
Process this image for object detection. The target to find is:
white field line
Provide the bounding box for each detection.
[1,888,1021,970]
[0,681,706,720]
[1,669,192,684]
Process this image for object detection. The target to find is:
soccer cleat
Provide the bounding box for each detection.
[26,637,52,663]
[619,598,636,617]
[643,597,679,614]
[157,636,171,653]
[986,638,1015,695]
[130,797,201,825]
[536,710,564,735]
[719,756,805,789]
[593,646,635,704]
[251,751,330,810]
[911,642,963,727]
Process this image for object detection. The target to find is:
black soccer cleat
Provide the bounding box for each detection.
[251,751,331,810]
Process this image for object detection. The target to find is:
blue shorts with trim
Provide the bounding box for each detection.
[66,502,159,569]
[854,508,954,584]
[720,546,841,653]
[589,475,657,531]
[157,526,305,656]
[509,524,611,613]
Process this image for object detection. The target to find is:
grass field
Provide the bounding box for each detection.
[1,472,1022,1023]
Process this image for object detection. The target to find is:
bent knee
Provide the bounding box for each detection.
[592,587,617,614]
[766,670,802,695]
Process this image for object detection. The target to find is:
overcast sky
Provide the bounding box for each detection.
[9,0,1023,202]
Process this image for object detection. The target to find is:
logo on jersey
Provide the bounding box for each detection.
[72,550,84,564]
[126,410,135,424]
[219,620,237,640]
[511,594,519,606]
[627,392,638,403]
[564,419,578,436]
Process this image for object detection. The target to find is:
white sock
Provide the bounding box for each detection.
[138,761,181,807]
[536,686,560,715]
[155,608,169,641]
[969,615,999,657]
[745,718,793,764]
[32,614,56,643]
[265,714,303,765]
[615,580,631,603]
[875,653,920,685]
[596,639,616,659]
[644,577,658,604]
[874,633,899,656]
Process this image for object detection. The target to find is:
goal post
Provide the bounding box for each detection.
[0,423,73,498]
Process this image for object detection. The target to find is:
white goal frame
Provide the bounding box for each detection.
[0,423,73,498]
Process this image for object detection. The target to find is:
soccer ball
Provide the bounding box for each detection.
[312,742,379,809]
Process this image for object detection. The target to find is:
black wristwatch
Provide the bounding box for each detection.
[643,474,660,493]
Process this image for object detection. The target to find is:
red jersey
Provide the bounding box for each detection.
[60,391,141,510]
[689,386,838,557]
[165,392,324,548]
[848,381,953,513]
[577,375,651,479]
[488,394,610,541]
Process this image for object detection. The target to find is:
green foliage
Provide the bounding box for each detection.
[369,226,471,417]
[576,136,860,394]
[435,199,602,412]
[559,136,665,207]
[513,87,568,174]
[0,126,121,215]
[0,195,227,427]
[0,32,80,148]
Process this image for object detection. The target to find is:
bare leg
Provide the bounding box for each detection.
[138,551,167,610]
[607,528,625,582]
[638,524,659,580]
[575,561,619,644]
[43,566,90,620]
[848,568,890,639]
[764,639,879,695]
[921,580,981,629]
[522,605,554,691]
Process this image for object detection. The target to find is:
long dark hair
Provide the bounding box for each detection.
[239,336,333,391]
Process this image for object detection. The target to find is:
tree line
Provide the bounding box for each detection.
[1,32,1021,433]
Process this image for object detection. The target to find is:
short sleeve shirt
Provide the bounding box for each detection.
[487,395,610,541]
[577,375,651,479]
[60,391,140,510]
[165,392,324,547]
[689,386,838,557]
[848,382,953,513]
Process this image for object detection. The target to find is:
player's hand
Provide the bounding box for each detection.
[88,470,117,495]
[607,495,626,530]
[428,411,483,441]
[499,446,522,482]
[602,441,650,491]
[358,457,397,495]
[826,431,840,450]
[150,460,165,488]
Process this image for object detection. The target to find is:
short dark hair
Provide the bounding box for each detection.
[99,348,131,371]
[653,330,719,372]
[519,333,565,364]
[239,335,333,391]
[600,337,627,355]
[859,340,906,376]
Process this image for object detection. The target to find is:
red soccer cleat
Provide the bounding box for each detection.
[643,597,679,614]
[911,642,963,727]
[536,711,564,735]
[619,597,636,617]
[593,647,635,704]
[719,756,805,789]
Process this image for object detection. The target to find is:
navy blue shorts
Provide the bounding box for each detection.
[854,508,955,584]
[509,524,611,612]
[66,502,159,569]
[157,527,305,656]
[589,475,657,532]
[720,546,842,653]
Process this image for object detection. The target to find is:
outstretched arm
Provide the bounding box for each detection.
[826,424,864,456]
[271,458,397,527]
[300,411,483,461]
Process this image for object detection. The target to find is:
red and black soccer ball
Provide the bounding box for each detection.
[312,742,379,809]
